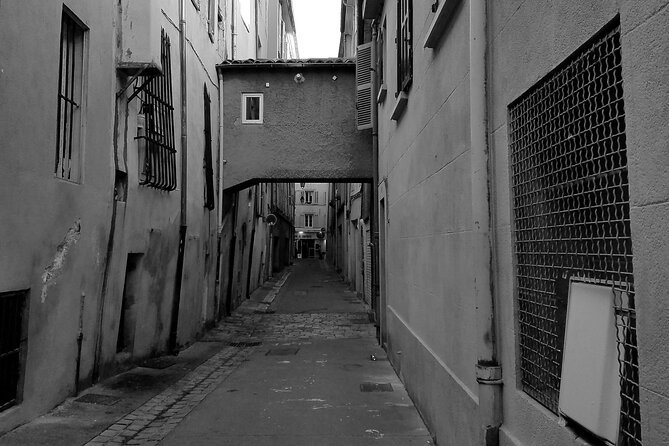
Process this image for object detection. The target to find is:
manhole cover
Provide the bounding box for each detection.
[360,382,393,392]
[227,341,262,347]
[139,357,177,369]
[75,394,121,406]
[266,347,300,356]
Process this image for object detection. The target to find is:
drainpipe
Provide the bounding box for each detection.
[470,0,503,445]
[370,21,381,342]
[254,0,259,58]
[214,70,225,320]
[231,0,236,59]
[169,0,189,353]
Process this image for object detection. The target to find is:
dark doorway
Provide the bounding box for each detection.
[117,253,143,353]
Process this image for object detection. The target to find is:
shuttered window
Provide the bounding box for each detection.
[356,42,373,130]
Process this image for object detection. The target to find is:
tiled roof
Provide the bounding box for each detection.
[217,58,355,69]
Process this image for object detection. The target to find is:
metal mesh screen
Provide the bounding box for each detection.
[509,23,641,446]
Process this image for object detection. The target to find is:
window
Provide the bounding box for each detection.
[240,0,251,30]
[55,9,87,182]
[304,214,313,227]
[509,22,640,445]
[203,86,215,210]
[241,93,263,124]
[305,191,314,204]
[396,0,412,93]
[0,290,28,413]
[138,30,177,191]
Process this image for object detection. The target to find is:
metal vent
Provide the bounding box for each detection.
[509,22,640,446]
[360,382,393,392]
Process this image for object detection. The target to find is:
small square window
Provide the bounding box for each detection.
[242,93,263,124]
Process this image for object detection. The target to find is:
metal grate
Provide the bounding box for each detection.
[509,23,641,446]
[137,29,177,191]
[0,290,28,412]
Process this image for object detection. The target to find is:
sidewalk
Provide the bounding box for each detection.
[0,261,434,445]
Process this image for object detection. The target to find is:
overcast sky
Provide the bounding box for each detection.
[292,0,341,58]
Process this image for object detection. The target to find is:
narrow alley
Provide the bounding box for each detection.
[0,259,433,446]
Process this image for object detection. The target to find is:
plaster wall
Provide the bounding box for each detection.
[487,1,669,445]
[375,1,479,445]
[220,65,372,189]
[0,0,115,432]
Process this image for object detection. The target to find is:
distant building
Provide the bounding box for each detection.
[294,183,329,259]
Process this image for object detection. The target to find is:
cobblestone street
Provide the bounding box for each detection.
[1,259,431,446]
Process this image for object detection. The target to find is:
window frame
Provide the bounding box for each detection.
[55,7,88,183]
[396,0,413,94]
[304,214,313,228]
[241,93,264,124]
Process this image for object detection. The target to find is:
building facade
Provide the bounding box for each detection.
[360,0,669,445]
[0,0,296,433]
[294,183,329,259]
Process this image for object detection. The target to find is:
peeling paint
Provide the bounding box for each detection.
[41,219,81,303]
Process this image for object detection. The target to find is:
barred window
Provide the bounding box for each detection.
[55,9,87,182]
[396,0,412,93]
[0,290,28,413]
[139,30,177,191]
[509,22,641,446]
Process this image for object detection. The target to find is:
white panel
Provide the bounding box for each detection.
[559,281,621,444]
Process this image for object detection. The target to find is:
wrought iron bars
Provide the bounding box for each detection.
[137,30,177,191]
[55,11,85,181]
[509,23,641,445]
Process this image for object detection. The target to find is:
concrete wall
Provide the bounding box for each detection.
[372,0,669,445]
[0,0,115,431]
[219,63,373,190]
[376,1,479,445]
[0,0,226,432]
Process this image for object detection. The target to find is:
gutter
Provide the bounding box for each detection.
[169,0,189,353]
[470,0,503,444]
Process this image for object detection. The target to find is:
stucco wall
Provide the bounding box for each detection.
[489,1,669,445]
[220,64,372,189]
[376,1,480,445]
[0,0,115,431]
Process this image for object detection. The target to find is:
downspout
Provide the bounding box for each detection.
[370,21,381,343]
[231,0,236,59]
[214,70,225,320]
[470,0,502,445]
[254,0,259,58]
[169,0,189,353]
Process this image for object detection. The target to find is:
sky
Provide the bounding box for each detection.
[292,0,341,58]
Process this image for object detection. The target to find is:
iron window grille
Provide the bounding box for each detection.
[509,22,641,446]
[55,9,87,182]
[396,0,412,94]
[0,290,28,413]
[138,30,177,191]
[203,86,215,210]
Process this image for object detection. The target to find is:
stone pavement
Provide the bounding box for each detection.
[1,260,433,445]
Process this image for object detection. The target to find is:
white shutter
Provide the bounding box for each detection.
[356,42,373,130]
[315,191,319,204]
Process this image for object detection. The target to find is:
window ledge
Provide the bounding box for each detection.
[391,92,408,121]
[377,83,387,104]
[423,0,461,48]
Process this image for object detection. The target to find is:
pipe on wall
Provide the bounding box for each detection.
[370,21,382,343]
[169,0,189,353]
[469,0,503,444]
